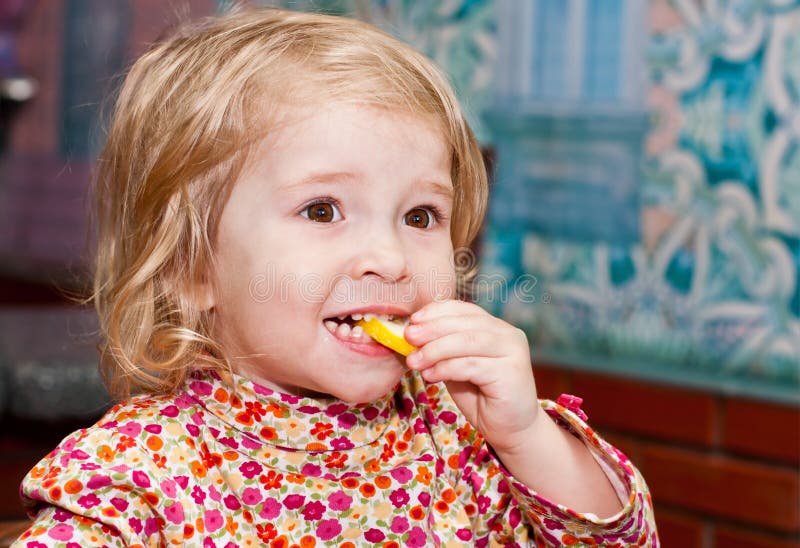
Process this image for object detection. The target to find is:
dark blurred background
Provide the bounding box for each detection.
[0,1,798,546]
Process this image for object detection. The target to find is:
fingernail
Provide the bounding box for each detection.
[406,351,421,367]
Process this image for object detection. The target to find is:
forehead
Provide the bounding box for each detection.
[245,102,453,182]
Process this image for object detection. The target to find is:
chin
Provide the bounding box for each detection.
[329,376,402,404]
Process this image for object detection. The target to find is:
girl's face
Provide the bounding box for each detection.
[208,103,456,402]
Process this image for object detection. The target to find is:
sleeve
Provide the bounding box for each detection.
[417,379,659,547]
[11,506,127,548]
[12,424,186,548]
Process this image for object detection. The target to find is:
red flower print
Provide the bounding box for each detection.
[259,470,284,489]
[310,422,334,440]
[301,500,325,521]
[315,519,341,541]
[324,451,346,469]
[256,523,278,542]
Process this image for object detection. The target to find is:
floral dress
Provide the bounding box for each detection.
[14,369,658,547]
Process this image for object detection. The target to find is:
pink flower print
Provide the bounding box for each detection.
[406,526,427,547]
[87,474,112,490]
[191,485,206,505]
[61,438,77,452]
[259,497,281,520]
[301,463,322,477]
[203,536,217,548]
[132,470,151,488]
[26,542,47,548]
[69,449,89,461]
[144,424,162,434]
[456,528,473,541]
[283,494,305,510]
[364,529,385,543]
[53,508,72,522]
[164,502,184,524]
[119,422,142,437]
[439,410,457,424]
[337,413,357,429]
[80,463,100,471]
[239,461,262,479]
[77,493,101,509]
[186,424,200,437]
[389,488,410,508]
[204,509,224,532]
[174,475,189,489]
[208,484,222,502]
[325,402,348,417]
[316,519,341,541]
[477,495,491,514]
[330,436,354,450]
[160,479,177,498]
[144,517,159,536]
[128,517,142,534]
[160,405,179,418]
[301,500,325,521]
[327,490,352,511]
[190,380,213,396]
[67,543,82,548]
[47,523,73,541]
[241,487,261,506]
[110,497,129,512]
[223,494,241,510]
[417,492,431,507]
[390,516,409,534]
[509,507,521,528]
[362,406,379,420]
[390,467,413,484]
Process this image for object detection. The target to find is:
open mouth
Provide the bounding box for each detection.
[323,313,405,344]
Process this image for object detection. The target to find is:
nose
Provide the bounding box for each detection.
[349,226,411,283]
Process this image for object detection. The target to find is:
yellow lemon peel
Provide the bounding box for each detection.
[356,317,417,356]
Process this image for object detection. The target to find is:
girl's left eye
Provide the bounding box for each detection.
[404,207,436,229]
[301,200,342,223]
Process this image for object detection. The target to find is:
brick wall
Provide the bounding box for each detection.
[535,362,800,548]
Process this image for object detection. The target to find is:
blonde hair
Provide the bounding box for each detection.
[92,7,488,399]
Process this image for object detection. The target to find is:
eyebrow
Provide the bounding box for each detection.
[281,171,454,200]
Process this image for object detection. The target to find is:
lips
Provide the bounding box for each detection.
[323,313,400,356]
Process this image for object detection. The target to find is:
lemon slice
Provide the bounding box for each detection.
[356,317,417,356]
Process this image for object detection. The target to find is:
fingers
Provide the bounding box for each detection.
[404,313,506,347]
[411,299,486,323]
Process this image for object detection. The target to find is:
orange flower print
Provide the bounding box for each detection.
[415,466,432,485]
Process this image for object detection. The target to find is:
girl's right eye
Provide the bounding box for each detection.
[301,200,342,223]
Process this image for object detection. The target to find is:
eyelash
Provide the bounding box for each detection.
[299,198,447,226]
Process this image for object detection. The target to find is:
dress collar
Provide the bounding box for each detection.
[183,369,396,451]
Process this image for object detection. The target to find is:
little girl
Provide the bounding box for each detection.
[14,8,658,547]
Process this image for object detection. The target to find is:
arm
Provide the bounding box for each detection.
[405,300,658,538]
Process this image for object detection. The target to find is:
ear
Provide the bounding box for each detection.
[187,280,216,312]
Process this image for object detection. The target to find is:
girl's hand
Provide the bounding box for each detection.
[404,299,541,455]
